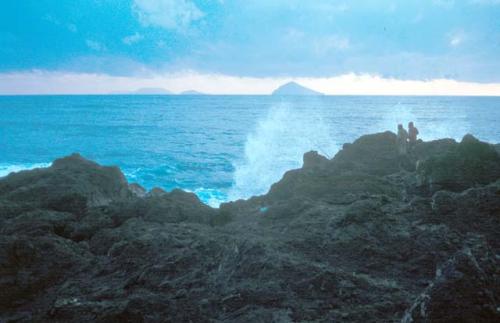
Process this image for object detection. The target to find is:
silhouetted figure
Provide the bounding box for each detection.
[408,121,419,148]
[397,124,409,155]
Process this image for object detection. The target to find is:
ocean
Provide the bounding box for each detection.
[1,95,499,206]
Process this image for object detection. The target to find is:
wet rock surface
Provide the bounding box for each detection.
[1,133,499,322]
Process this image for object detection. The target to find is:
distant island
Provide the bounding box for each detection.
[272,81,323,96]
[111,87,172,95]
[180,90,206,95]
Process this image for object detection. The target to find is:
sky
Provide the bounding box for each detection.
[1,0,500,94]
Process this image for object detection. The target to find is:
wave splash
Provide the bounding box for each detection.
[228,104,338,201]
[0,163,52,178]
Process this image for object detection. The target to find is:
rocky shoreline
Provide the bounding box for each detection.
[1,131,499,322]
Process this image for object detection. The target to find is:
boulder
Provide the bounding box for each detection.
[111,189,215,225]
[0,154,133,212]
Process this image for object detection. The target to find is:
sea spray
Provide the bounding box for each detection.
[228,104,338,201]
[0,162,51,178]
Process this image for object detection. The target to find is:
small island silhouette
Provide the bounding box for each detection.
[180,90,206,95]
[272,81,323,96]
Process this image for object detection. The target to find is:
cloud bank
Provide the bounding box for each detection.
[1,71,499,96]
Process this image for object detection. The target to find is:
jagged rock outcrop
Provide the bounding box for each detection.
[1,133,499,322]
[331,131,404,175]
[416,134,500,193]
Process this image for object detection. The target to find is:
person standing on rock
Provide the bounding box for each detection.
[397,124,409,155]
[408,122,419,149]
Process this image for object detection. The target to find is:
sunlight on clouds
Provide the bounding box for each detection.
[299,74,500,96]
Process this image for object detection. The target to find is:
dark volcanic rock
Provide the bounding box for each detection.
[263,132,405,204]
[331,131,403,175]
[417,134,500,193]
[1,133,499,322]
[302,150,329,170]
[0,153,133,211]
[402,236,500,322]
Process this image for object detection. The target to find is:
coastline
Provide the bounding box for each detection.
[1,131,499,321]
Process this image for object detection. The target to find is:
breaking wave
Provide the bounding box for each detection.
[228,104,338,201]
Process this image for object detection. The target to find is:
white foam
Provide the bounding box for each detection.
[228,103,338,201]
[0,162,52,178]
[183,187,227,208]
[193,187,227,208]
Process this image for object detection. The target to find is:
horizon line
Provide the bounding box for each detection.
[2,71,500,96]
[2,93,500,97]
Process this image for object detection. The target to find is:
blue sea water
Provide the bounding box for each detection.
[1,95,499,206]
